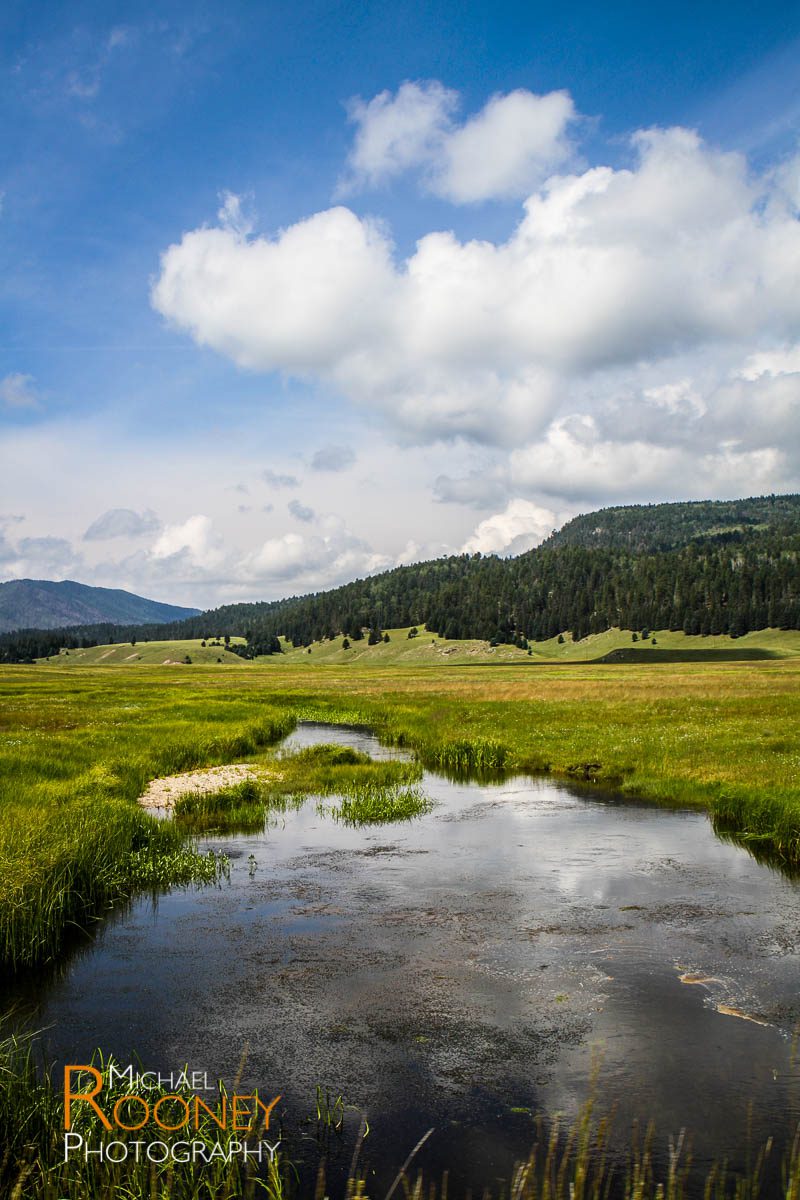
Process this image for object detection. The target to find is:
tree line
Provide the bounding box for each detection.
[1,494,798,662]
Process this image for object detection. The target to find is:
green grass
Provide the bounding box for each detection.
[0,689,295,969]
[43,636,249,667]
[323,782,434,826]
[173,779,277,833]
[1,649,800,970]
[271,743,423,794]
[0,798,229,971]
[275,625,800,666]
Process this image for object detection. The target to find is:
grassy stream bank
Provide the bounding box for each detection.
[1,656,798,971]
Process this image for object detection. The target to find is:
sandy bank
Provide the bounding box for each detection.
[138,763,268,810]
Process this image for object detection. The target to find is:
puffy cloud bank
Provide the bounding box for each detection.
[9,85,778,594]
[152,111,800,512]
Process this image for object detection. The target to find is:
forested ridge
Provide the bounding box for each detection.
[541,494,800,552]
[2,494,798,662]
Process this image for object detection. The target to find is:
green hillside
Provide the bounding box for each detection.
[43,636,248,667]
[43,627,800,667]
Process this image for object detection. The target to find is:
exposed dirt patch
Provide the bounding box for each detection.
[138,763,272,810]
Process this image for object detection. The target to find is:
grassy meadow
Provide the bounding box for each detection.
[1,628,799,971]
[2,636,800,1197]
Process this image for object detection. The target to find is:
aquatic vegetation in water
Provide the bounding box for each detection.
[418,736,510,778]
[314,1084,345,1132]
[174,779,271,833]
[273,743,423,793]
[263,744,432,827]
[711,789,800,869]
[321,782,434,827]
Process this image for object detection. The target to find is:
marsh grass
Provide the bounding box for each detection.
[0,802,228,971]
[272,743,422,792]
[0,695,294,969]
[269,745,431,827]
[414,736,510,779]
[322,783,434,826]
[711,791,800,869]
[174,747,430,833]
[173,779,270,833]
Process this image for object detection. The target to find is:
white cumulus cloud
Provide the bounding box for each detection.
[151,515,224,568]
[342,80,458,191]
[510,417,790,503]
[462,499,560,556]
[436,88,577,203]
[242,516,391,588]
[341,81,577,202]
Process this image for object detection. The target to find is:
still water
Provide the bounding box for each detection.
[9,723,800,1193]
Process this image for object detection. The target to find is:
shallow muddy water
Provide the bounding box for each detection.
[8,723,800,1193]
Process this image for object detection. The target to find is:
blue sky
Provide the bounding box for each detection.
[1,1,799,606]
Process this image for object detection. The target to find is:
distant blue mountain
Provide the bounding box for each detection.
[0,578,200,633]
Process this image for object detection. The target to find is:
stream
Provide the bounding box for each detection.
[6,722,800,1194]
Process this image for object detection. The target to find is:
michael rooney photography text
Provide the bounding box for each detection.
[63,1064,281,1166]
